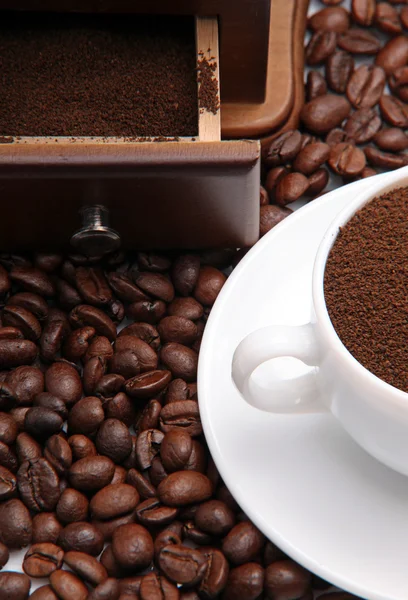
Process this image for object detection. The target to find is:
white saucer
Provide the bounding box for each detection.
[198,173,408,600]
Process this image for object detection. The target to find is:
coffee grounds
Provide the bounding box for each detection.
[0,12,198,137]
[324,187,408,393]
[197,52,220,115]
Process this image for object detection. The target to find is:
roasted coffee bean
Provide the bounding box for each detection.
[23,542,63,577]
[64,550,108,586]
[351,0,375,25]
[25,407,63,439]
[34,253,62,273]
[85,335,114,363]
[127,468,156,500]
[160,400,202,437]
[0,254,31,270]
[69,456,115,491]
[327,128,349,145]
[55,278,82,312]
[160,430,193,472]
[0,498,32,548]
[306,168,329,196]
[158,316,198,347]
[136,429,164,470]
[158,471,212,507]
[2,305,41,341]
[308,7,350,32]
[7,366,44,406]
[68,435,97,461]
[88,578,120,600]
[374,3,402,35]
[300,94,351,134]
[264,560,312,599]
[34,393,68,420]
[114,336,158,371]
[118,322,161,350]
[0,541,9,569]
[305,31,337,66]
[56,488,89,523]
[262,130,302,168]
[44,435,72,475]
[168,297,204,321]
[112,523,154,570]
[172,255,200,297]
[50,570,88,600]
[160,343,198,382]
[109,350,140,380]
[166,378,190,402]
[195,500,236,536]
[93,511,137,542]
[63,326,95,362]
[133,272,175,303]
[135,497,178,527]
[40,320,67,362]
[198,548,229,598]
[0,413,17,446]
[96,418,132,463]
[223,563,264,600]
[121,435,138,470]
[70,304,116,341]
[159,544,207,586]
[364,145,408,169]
[389,67,408,103]
[95,374,125,398]
[127,299,167,324]
[293,142,330,175]
[58,521,104,555]
[0,339,38,369]
[376,35,408,74]
[83,356,106,395]
[0,465,16,501]
[343,108,381,143]
[183,520,213,545]
[194,267,226,307]
[379,95,408,127]
[107,272,148,303]
[8,292,48,321]
[0,572,31,600]
[264,166,289,196]
[259,205,292,236]
[264,541,287,565]
[76,267,112,306]
[100,544,125,578]
[68,396,104,436]
[111,465,127,485]
[45,362,83,406]
[119,575,144,596]
[338,28,381,54]
[105,393,136,427]
[360,166,377,178]
[90,483,139,521]
[10,266,54,296]
[0,265,10,297]
[139,572,179,600]
[374,128,408,151]
[0,327,23,341]
[32,513,62,544]
[184,441,207,474]
[18,458,60,512]
[0,441,18,473]
[125,370,172,399]
[10,407,31,431]
[328,142,366,177]
[154,527,182,559]
[222,522,265,565]
[346,65,385,108]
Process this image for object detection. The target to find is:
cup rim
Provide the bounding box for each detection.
[313,166,408,403]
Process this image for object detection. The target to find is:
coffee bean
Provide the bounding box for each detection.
[328,142,366,177]
[222,522,265,565]
[125,370,172,399]
[8,292,49,321]
[58,521,104,555]
[0,465,16,501]
[0,541,8,569]
[300,94,351,134]
[198,548,229,599]
[343,108,381,143]
[127,468,156,500]
[351,0,375,25]
[114,336,158,372]
[10,407,31,431]
[293,142,330,175]
[111,466,127,485]
[32,513,62,544]
[0,254,31,270]
[364,145,408,169]
[83,356,106,395]
[259,205,292,236]
[306,31,337,66]
[160,430,193,472]
[126,299,167,324]
[168,297,204,321]
[88,578,120,600]
[23,542,64,577]
[34,253,62,273]
[374,3,402,35]
[158,471,212,507]
[376,35,408,74]
[100,544,125,578]
[93,511,137,543]
[274,172,310,206]
[96,418,132,463]
[346,65,385,108]
[50,570,88,600]
[374,127,408,151]
[262,130,302,168]
[85,335,114,363]
[136,429,164,470]
[40,320,67,362]
[308,7,350,32]
[34,393,68,420]
[158,544,207,586]
[133,272,175,303]
[121,435,138,470]
[264,166,289,196]
[166,378,192,402]
[379,95,408,127]
[107,272,148,303]
[119,321,161,350]
[183,520,213,546]
[0,339,37,369]
[90,483,139,521]
[64,550,108,586]
[0,327,23,341]
[338,28,381,54]
[140,572,179,600]
[0,440,17,473]
[0,498,32,548]
[7,366,44,406]
[95,374,125,398]
[70,304,116,341]
[10,266,54,296]
[109,351,140,379]
[0,572,31,600]
[25,407,63,439]
[185,440,207,473]
[389,67,408,103]
[195,500,236,536]
[44,435,72,475]
[68,435,97,461]
[223,563,264,600]
[264,560,312,600]
[45,362,83,406]
[18,458,60,512]
[68,396,104,436]
[158,316,198,347]
[160,400,202,437]
[134,497,178,527]
[194,266,226,307]
[112,523,154,570]
[306,168,329,197]
[172,255,201,297]
[75,267,112,307]
[154,527,182,559]
[0,413,17,446]
[62,326,95,362]
[104,393,136,427]
[55,278,82,312]
[69,456,115,491]
[56,488,89,523]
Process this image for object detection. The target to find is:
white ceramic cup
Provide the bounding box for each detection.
[232,166,408,477]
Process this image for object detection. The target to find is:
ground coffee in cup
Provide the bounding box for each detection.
[324,186,408,393]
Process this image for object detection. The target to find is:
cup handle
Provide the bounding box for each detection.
[231,323,325,413]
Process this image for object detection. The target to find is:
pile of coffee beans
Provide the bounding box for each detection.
[0,251,354,599]
[259,0,408,238]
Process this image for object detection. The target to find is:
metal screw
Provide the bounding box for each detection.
[70,205,121,256]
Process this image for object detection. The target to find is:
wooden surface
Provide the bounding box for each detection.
[196,17,221,142]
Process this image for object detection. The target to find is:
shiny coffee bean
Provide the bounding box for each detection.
[58,521,104,555]
[172,254,200,297]
[63,326,95,362]
[194,267,226,307]
[328,142,366,177]
[3,302,42,340]
[114,336,158,372]
[168,297,204,321]
[306,168,329,197]
[308,7,350,32]
[351,0,375,26]
[83,356,106,395]
[88,578,120,600]
[300,94,351,134]
[8,292,49,321]
[338,28,381,54]
[0,465,16,501]
[199,547,229,598]
[68,396,105,436]
[306,31,337,66]
[139,572,179,600]
[92,511,137,542]
[160,401,202,437]
[0,498,32,548]
[158,471,212,507]
[32,513,62,545]
[44,435,72,475]
[223,563,264,600]
[70,304,116,341]
[10,266,54,296]
[105,393,136,427]
[90,483,139,521]
[260,205,292,236]
[159,544,207,586]
[364,145,408,169]
[64,550,108,586]
[25,407,63,439]
[0,413,17,446]
[293,142,330,175]
[133,272,175,303]
[7,366,44,406]
[264,560,312,600]
[126,468,156,500]
[112,523,154,570]
[0,442,18,473]
[23,543,63,577]
[222,522,265,565]
[346,65,385,108]
[380,95,408,128]
[85,335,114,363]
[376,35,408,74]
[343,108,381,143]
[0,572,31,600]
[118,321,161,350]
[96,418,132,464]
[50,570,88,600]
[125,370,172,400]
[374,128,408,152]
[95,374,126,398]
[17,458,60,512]
[69,456,115,491]
[160,430,193,472]
[262,130,303,168]
[45,362,82,406]
[56,488,89,524]
[195,500,236,536]
[0,339,38,369]
[374,3,402,35]
[68,435,97,461]
[34,393,68,420]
